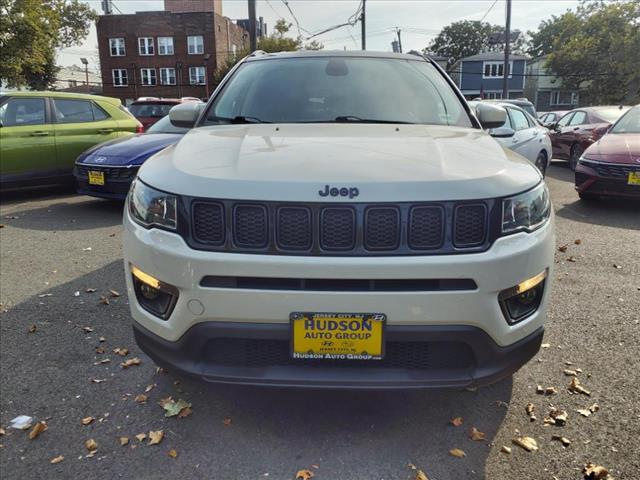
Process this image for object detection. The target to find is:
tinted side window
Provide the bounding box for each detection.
[54,99,94,124]
[0,98,46,126]
[558,113,573,127]
[509,108,530,131]
[92,102,110,121]
[569,111,586,126]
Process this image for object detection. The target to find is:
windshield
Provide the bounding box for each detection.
[146,115,190,134]
[610,106,640,134]
[130,103,176,118]
[593,107,629,123]
[204,56,471,127]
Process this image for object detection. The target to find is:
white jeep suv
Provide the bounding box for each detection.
[123,51,554,389]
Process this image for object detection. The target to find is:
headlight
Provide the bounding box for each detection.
[128,179,177,230]
[502,183,550,234]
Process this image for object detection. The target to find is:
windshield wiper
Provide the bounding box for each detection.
[333,116,413,124]
[209,116,269,124]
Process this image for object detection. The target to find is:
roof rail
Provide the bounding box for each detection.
[407,50,426,59]
[249,50,267,57]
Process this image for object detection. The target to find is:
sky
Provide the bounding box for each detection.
[58,0,582,71]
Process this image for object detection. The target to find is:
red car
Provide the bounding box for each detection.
[549,106,630,170]
[575,105,640,201]
[128,97,202,130]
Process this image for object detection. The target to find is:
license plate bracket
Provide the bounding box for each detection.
[88,171,105,186]
[627,171,640,186]
[290,312,386,360]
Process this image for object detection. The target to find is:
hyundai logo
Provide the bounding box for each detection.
[94,156,108,163]
[318,185,359,199]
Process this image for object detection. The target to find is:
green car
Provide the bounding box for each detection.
[0,91,142,190]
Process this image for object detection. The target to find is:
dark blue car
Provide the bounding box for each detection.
[74,115,189,200]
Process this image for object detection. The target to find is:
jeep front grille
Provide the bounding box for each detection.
[185,198,496,256]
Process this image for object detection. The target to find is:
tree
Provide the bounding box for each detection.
[0,0,96,89]
[257,19,301,52]
[423,20,523,72]
[529,0,640,104]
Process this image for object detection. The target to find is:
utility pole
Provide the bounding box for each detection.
[248,0,257,51]
[396,28,402,53]
[361,0,366,51]
[502,0,511,99]
[80,57,89,93]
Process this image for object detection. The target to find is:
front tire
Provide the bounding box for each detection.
[534,151,548,177]
[569,144,584,171]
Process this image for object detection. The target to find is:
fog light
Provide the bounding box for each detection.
[499,270,547,324]
[131,264,178,320]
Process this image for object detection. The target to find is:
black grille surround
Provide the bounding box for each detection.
[75,164,139,179]
[179,196,501,256]
[578,159,639,178]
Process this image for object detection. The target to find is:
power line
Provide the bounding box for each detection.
[480,0,500,23]
[264,0,286,20]
[305,1,363,40]
[280,0,311,36]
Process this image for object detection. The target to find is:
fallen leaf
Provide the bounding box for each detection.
[95,346,105,354]
[121,358,141,369]
[99,296,109,305]
[168,449,178,458]
[38,293,53,298]
[81,417,94,426]
[449,448,466,458]
[99,336,106,342]
[500,446,512,454]
[28,325,37,333]
[83,326,94,333]
[178,407,192,418]
[113,348,129,356]
[160,397,192,418]
[135,394,148,404]
[135,433,147,442]
[512,436,538,452]
[541,343,551,348]
[295,469,314,480]
[28,421,47,440]
[567,256,577,262]
[548,408,568,426]
[85,439,98,452]
[568,377,591,396]
[525,403,536,421]
[558,244,568,252]
[613,264,622,269]
[144,384,156,393]
[9,415,33,430]
[564,369,578,376]
[223,417,232,426]
[148,430,164,446]
[50,455,64,464]
[577,409,592,417]
[82,247,92,251]
[109,289,120,297]
[93,358,110,365]
[450,417,463,427]
[0,428,5,436]
[582,463,610,480]
[469,427,485,441]
[574,239,582,245]
[90,378,106,384]
[415,469,429,480]
[551,435,571,447]
[86,288,97,293]
[119,436,129,446]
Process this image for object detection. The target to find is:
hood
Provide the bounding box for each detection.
[137,124,541,202]
[79,133,182,166]
[583,133,640,165]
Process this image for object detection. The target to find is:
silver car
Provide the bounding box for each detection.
[471,101,553,176]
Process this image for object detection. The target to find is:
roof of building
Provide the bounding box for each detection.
[461,52,529,62]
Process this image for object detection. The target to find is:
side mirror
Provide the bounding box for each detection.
[489,126,516,138]
[169,102,203,128]
[475,103,507,130]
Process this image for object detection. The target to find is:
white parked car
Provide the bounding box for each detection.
[470,101,553,176]
[123,51,554,389]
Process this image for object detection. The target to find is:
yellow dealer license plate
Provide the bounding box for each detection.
[290,312,386,360]
[88,171,105,185]
[628,172,640,185]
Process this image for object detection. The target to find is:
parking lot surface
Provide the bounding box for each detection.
[1,163,639,480]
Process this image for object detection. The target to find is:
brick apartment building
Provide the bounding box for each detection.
[97,0,248,104]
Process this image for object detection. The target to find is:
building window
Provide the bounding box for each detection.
[160,67,176,85]
[189,66,205,85]
[550,91,579,106]
[485,92,503,100]
[141,68,157,86]
[67,80,78,88]
[483,61,513,79]
[112,69,128,87]
[109,38,125,56]
[232,44,237,59]
[187,35,204,55]
[138,37,155,56]
[158,37,174,55]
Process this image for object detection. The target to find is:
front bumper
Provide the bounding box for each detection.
[124,207,554,388]
[575,162,640,198]
[134,321,544,389]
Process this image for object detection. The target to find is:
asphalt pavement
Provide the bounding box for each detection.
[1,162,639,480]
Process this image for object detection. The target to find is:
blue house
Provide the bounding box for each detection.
[453,52,528,100]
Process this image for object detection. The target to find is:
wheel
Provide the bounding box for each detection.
[569,144,584,171]
[534,151,547,177]
[578,192,598,202]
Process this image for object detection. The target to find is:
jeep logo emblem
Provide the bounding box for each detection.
[318,185,359,199]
